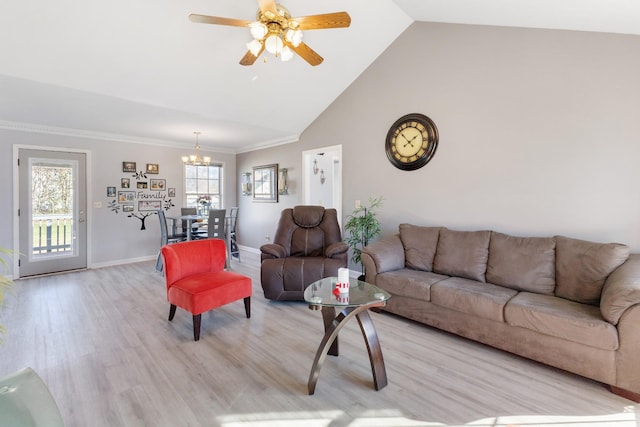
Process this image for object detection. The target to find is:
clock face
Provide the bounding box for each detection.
[385,113,438,171]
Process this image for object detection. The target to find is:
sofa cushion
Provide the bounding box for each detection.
[431,277,518,322]
[399,224,443,272]
[505,292,619,351]
[486,232,556,295]
[433,229,491,282]
[376,269,449,302]
[555,236,629,305]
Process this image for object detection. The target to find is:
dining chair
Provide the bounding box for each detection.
[161,239,252,341]
[229,206,240,261]
[180,207,198,236]
[155,209,187,272]
[191,208,226,240]
[206,209,227,239]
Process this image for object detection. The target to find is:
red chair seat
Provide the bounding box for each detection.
[161,238,252,341]
[168,271,252,315]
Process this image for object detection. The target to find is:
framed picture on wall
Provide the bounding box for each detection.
[168,188,176,197]
[121,178,130,188]
[122,161,136,173]
[150,179,166,190]
[138,200,162,211]
[107,187,116,197]
[118,191,136,203]
[146,163,159,174]
[137,182,148,189]
[253,164,278,203]
[122,204,134,212]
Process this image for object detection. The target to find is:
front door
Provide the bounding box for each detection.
[18,149,87,277]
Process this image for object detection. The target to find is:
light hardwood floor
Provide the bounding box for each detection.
[1,251,638,427]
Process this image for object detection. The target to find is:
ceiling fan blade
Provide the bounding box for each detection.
[189,14,252,27]
[258,0,277,16]
[288,41,324,66]
[292,12,351,30]
[240,44,265,66]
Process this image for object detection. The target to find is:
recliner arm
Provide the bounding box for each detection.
[325,241,349,258]
[260,243,286,259]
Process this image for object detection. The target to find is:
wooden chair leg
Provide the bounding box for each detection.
[244,297,251,318]
[168,304,177,321]
[193,314,202,341]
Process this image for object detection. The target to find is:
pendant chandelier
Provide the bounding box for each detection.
[181,131,211,165]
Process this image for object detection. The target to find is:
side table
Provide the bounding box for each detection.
[304,277,391,395]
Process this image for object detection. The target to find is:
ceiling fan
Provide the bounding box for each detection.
[189,0,351,66]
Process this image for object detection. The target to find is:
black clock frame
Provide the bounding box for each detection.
[385,113,439,171]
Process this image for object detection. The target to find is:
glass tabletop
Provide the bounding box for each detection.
[304,277,391,308]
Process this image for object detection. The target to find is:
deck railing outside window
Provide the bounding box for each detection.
[32,215,73,255]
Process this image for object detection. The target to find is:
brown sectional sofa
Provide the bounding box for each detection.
[361,224,640,401]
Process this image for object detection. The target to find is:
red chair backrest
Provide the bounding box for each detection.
[161,239,226,287]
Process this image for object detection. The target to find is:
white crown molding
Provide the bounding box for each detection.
[0,120,239,154]
[236,134,300,154]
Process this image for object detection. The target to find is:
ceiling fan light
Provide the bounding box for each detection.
[203,156,212,164]
[247,39,263,56]
[264,34,283,55]
[285,29,303,47]
[280,46,294,61]
[249,22,267,39]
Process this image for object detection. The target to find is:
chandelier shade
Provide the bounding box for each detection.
[182,132,211,166]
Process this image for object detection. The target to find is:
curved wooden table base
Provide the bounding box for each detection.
[308,300,388,395]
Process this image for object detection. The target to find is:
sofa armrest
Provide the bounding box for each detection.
[260,243,286,259]
[326,241,348,258]
[600,253,640,325]
[361,234,405,283]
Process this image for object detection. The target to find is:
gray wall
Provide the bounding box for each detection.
[238,22,640,261]
[0,129,236,274]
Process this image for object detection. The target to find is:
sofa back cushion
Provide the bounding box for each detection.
[399,224,443,272]
[555,236,630,305]
[433,229,491,282]
[486,232,556,294]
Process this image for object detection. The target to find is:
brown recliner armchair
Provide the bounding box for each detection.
[260,205,349,300]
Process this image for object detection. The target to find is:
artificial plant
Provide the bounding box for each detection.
[344,196,384,274]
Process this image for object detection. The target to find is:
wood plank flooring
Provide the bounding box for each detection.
[0,251,638,427]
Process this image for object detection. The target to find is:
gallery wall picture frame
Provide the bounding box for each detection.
[138,200,162,211]
[137,182,148,189]
[118,191,136,203]
[121,178,130,188]
[150,179,166,190]
[107,187,116,197]
[123,204,135,212]
[168,188,176,197]
[146,163,159,174]
[123,161,136,173]
[252,163,278,203]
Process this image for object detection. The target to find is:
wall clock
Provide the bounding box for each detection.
[385,113,438,171]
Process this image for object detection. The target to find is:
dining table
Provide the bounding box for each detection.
[166,214,202,241]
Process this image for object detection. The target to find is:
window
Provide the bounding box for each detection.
[184,164,222,212]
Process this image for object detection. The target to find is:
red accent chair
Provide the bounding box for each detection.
[161,239,252,341]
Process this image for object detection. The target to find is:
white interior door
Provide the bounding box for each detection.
[302,145,342,225]
[18,149,87,277]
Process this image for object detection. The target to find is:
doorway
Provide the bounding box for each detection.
[302,145,342,225]
[17,148,88,277]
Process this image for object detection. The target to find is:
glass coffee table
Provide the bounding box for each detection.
[304,276,391,395]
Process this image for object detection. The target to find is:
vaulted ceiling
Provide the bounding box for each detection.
[1,0,638,152]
